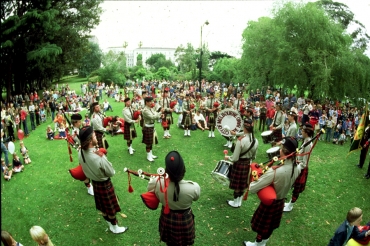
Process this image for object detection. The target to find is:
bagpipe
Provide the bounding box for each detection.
[212,129,325,206]
[124,167,172,214]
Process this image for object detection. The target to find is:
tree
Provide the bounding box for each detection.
[175,43,197,76]
[0,0,103,99]
[136,53,143,67]
[145,53,174,72]
[79,42,103,77]
[92,50,127,86]
[209,51,233,68]
[156,67,171,80]
[212,57,238,83]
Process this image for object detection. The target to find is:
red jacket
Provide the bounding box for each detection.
[266,108,275,119]
[20,110,27,121]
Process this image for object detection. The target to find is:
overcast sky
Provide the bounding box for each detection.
[90,0,370,57]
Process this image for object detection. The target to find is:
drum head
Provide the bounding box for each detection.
[216,109,242,136]
[261,130,273,136]
[211,172,229,186]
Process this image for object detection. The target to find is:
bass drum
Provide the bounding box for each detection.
[211,160,232,186]
[216,109,242,137]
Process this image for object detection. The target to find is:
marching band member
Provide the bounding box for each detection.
[284,123,313,211]
[159,89,174,139]
[205,92,220,138]
[356,122,370,179]
[78,126,128,234]
[223,99,236,148]
[69,113,94,196]
[147,151,200,246]
[225,119,258,208]
[181,94,194,136]
[90,102,109,149]
[122,98,139,155]
[142,97,162,161]
[282,111,298,138]
[244,137,304,246]
[269,102,284,145]
[233,92,243,114]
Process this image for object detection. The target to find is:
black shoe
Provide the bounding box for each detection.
[357,164,363,169]
[364,174,370,179]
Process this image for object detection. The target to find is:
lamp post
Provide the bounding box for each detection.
[199,20,209,94]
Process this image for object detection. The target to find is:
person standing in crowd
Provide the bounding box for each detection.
[20,106,29,136]
[205,92,219,138]
[356,123,370,179]
[49,98,56,121]
[266,105,275,130]
[284,123,314,212]
[90,102,109,149]
[147,151,200,246]
[328,207,370,246]
[122,98,140,155]
[244,137,304,246]
[283,111,298,138]
[259,102,267,132]
[78,126,128,233]
[29,226,54,246]
[269,102,284,145]
[225,119,258,208]
[142,97,162,162]
[0,129,9,167]
[4,111,15,142]
[181,94,194,137]
[159,89,174,139]
[234,92,243,114]
[302,99,312,125]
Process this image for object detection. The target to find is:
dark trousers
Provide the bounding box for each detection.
[30,113,36,130]
[22,120,29,135]
[302,114,309,125]
[259,116,266,132]
[359,145,369,167]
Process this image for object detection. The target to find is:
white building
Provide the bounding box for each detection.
[107,47,176,68]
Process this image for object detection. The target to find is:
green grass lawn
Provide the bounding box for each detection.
[1,76,369,245]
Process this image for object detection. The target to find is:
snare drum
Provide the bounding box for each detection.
[211,160,232,186]
[266,146,280,159]
[261,130,273,144]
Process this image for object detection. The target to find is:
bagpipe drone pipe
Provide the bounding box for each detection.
[124,167,173,214]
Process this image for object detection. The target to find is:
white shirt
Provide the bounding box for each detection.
[194,113,205,123]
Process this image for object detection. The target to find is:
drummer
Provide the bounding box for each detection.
[282,111,298,138]
[269,102,284,145]
[224,119,258,208]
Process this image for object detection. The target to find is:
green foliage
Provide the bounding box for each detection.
[136,53,143,67]
[155,66,171,80]
[145,53,174,72]
[78,42,103,77]
[135,67,147,80]
[212,57,238,83]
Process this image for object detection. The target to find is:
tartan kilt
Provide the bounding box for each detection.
[251,199,284,235]
[272,128,282,142]
[124,122,137,140]
[159,207,195,246]
[229,158,251,190]
[181,113,192,127]
[164,112,173,125]
[95,131,109,149]
[293,167,308,193]
[207,112,217,127]
[92,178,121,217]
[142,127,158,145]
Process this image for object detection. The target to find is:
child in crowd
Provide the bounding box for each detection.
[40,107,46,123]
[1,158,12,181]
[333,129,340,144]
[318,113,327,140]
[46,125,54,140]
[14,112,20,132]
[20,141,31,164]
[338,131,346,145]
[12,152,24,173]
[58,122,66,139]
[83,114,90,126]
[30,226,54,246]
[282,118,290,137]
[1,230,24,246]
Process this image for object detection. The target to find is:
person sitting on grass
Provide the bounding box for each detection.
[58,122,67,139]
[328,207,370,246]
[20,141,31,164]
[194,110,208,131]
[338,131,346,146]
[1,158,12,181]
[46,125,54,140]
[333,128,340,144]
[83,114,90,127]
[1,230,24,246]
[12,152,24,173]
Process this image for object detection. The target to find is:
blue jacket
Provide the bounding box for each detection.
[328,220,369,246]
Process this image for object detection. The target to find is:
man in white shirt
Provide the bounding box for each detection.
[103,99,113,112]
[194,110,208,131]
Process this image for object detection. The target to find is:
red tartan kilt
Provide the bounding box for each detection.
[142,127,155,145]
[273,128,282,142]
[251,199,284,235]
[293,167,308,193]
[159,207,195,245]
[123,123,136,140]
[95,131,109,149]
[92,179,121,216]
[229,159,251,190]
[164,113,173,125]
[69,164,87,181]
